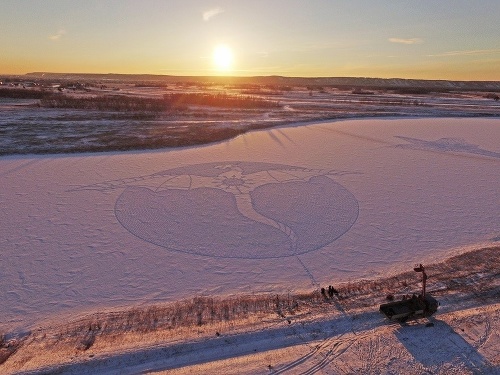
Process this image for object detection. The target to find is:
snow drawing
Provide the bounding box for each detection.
[76,162,359,259]
[393,136,500,159]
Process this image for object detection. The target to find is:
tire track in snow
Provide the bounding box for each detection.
[297,339,355,375]
[272,333,343,374]
[475,316,493,350]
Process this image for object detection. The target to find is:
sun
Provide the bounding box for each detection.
[213,44,233,72]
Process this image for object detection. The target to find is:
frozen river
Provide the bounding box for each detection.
[1,117,499,330]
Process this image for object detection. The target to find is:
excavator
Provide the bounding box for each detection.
[379,264,439,322]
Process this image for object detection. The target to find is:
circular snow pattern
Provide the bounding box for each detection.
[115,162,359,258]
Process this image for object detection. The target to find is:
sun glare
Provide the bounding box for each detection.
[213,44,233,72]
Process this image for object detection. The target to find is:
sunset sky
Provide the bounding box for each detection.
[1,0,499,80]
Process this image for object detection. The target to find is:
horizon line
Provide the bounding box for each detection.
[2,71,500,84]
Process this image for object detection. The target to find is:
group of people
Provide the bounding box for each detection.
[321,285,339,298]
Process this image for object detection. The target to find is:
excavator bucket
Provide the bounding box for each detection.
[413,264,424,272]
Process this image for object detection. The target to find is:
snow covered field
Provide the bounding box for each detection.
[1,116,499,373]
[3,248,499,374]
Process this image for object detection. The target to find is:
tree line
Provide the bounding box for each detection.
[0,88,52,99]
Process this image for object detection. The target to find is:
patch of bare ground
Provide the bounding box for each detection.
[0,333,21,366]
[2,246,499,374]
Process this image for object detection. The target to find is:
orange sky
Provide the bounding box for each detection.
[2,1,500,80]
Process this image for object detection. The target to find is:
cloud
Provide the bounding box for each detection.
[428,49,500,57]
[388,37,423,45]
[49,29,66,41]
[203,7,224,21]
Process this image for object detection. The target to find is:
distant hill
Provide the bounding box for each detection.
[23,72,500,91]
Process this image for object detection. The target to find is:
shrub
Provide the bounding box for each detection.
[38,92,280,111]
[164,92,280,109]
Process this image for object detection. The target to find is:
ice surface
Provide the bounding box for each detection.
[1,117,499,330]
